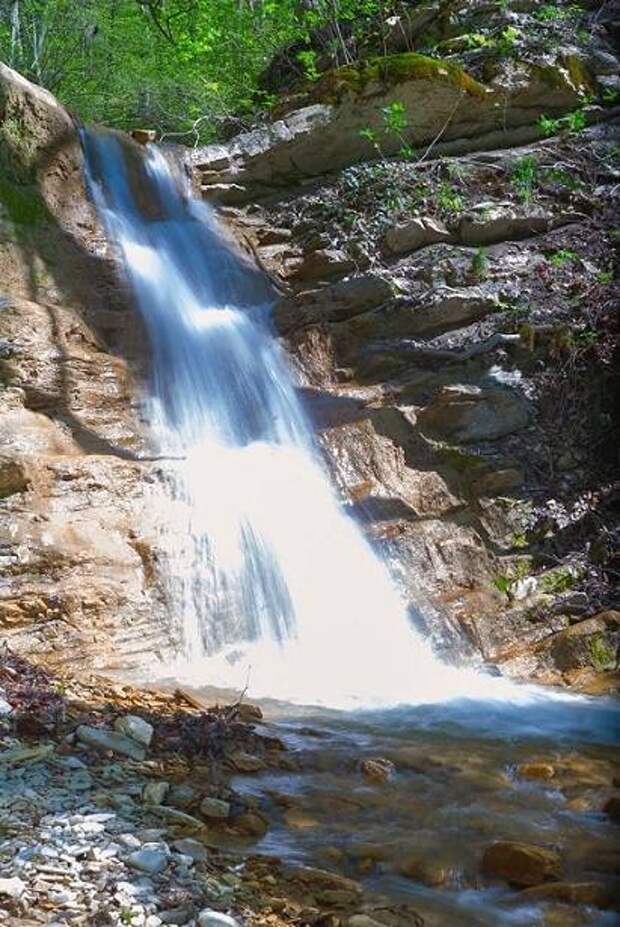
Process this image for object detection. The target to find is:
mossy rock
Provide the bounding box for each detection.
[310,52,487,105]
[0,177,49,226]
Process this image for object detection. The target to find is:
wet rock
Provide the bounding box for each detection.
[400,856,451,886]
[360,758,395,783]
[76,725,147,761]
[167,783,198,809]
[418,385,530,443]
[519,881,619,909]
[143,781,170,805]
[160,909,193,925]
[288,866,362,896]
[126,843,170,874]
[172,838,208,862]
[131,129,157,145]
[197,912,240,927]
[234,809,269,837]
[602,795,620,824]
[481,840,562,887]
[230,750,266,772]
[384,216,452,255]
[114,714,154,747]
[516,762,555,781]
[202,183,249,205]
[199,796,231,820]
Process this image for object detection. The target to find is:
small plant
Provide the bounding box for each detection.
[436,182,464,214]
[497,26,520,57]
[565,109,587,133]
[510,533,529,549]
[382,100,408,136]
[597,269,613,285]
[297,49,320,82]
[538,565,578,594]
[461,32,490,50]
[549,249,578,267]
[493,558,532,596]
[511,155,537,204]
[536,4,581,21]
[471,247,488,279]
[119,909,135,926]
[539,114,560,137]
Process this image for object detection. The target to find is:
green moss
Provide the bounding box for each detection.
[312,53,487,103]
[0,178,48,226]
[589,635,616,672]
[437,447,486,473]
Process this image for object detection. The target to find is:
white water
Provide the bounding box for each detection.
[81,131,586,712]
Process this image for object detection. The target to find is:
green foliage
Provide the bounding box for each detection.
[493,558,532,596]
[0,179,48,226]
[471,247,488,279]
[436,182,463,215]
[297,49,320,83]
[510,155,537,204]
[496,26,520,57]
[549,249,578,267]
[539,106,588,139]
[538,566,578,594]
[536,4,582,22]
[382,100,408,135]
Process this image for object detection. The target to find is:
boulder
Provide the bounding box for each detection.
[292,248,356,284]
[519,881,619,909]
[114,714,154,747]
[76,725,146,761]
[199,797,231,820]
[458,206,552,245]
[481,840,562,887]
[126,843,170,874]
[418,385,530,443]
[384,217,453,255]
[197,912,240,927]
[549,613,619,673]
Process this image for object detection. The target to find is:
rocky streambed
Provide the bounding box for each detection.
[1,651,619,927]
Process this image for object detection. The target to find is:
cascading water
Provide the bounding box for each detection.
[80,130,588,710]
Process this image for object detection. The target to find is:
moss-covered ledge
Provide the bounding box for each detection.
[307,52,489,105]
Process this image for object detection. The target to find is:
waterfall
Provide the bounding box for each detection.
[81,130,571,709]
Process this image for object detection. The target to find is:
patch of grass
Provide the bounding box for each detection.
[548,249,578,268]
[510,155,537,204]
[471,247,488,279]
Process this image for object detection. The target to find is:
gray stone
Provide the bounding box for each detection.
[199,797,231,820]
[126,843,169,875]
[229,750,266,773]
[0,876,26,899]
[160,909,193,926]
[197,911,240,927]
[384,216,453,255]
[114,715,154,747]
[143,781,170,805]
[458,207,552,245]
[76,725,146,761]
[172,838,208,862]
[418,384,530,443]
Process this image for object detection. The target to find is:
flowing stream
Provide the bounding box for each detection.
[82,130,619,925]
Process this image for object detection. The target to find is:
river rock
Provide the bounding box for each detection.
[518,881,619,909]
[516,762,555,780]
[76,725,147,761]
[400,856,451,886]
[143,781,170,805]
[603,795,620,824]
[199,797,231,820]
[230,750,266,772]
[360,758,395,782]
[292,248,356,284]
[0,876,26,899]
[481,840,562,887]
[197,912,240,927]
[114,714,154,747]
[384,216,452,255]
[173,838,208,862]
[126,843,170,874]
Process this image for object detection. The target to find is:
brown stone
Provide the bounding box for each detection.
[481,841,562,887]
[130,129,156,145]
[516,762,555,781]
[360,758,395,783]
[519,881,619,909]
[400,856,451,886]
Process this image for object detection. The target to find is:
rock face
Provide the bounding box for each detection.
[0,65,171,673]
